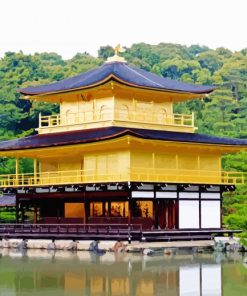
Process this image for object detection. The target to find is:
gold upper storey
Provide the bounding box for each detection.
[25,80,203,135]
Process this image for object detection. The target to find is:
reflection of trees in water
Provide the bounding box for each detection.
[2,252,246,296]
[223,261,247,294]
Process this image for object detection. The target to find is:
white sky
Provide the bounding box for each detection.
[0,0,246,59]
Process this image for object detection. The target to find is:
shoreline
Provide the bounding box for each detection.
[1,237,244,253]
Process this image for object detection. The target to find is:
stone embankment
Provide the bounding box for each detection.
[0,237,246,253]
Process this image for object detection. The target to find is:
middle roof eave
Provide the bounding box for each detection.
[0,127,247,153]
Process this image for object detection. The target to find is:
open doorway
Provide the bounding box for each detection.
[157,199,178,229]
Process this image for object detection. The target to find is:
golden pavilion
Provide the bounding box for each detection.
[0,50,246,235]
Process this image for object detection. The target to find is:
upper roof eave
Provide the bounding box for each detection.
[19,76,214,101]
[18,62,216,97]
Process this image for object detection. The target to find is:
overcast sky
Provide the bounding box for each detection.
[0,0,246,59]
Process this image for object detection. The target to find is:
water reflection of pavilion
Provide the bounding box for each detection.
[0,251,225,296]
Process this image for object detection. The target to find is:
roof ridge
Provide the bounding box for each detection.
[123,63,164,88]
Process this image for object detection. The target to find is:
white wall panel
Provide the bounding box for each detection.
[201,201,221,228]
[179,201,199,229]
[180,264,222,296]
[156,192,177,198]
[179,192,199,199]
[201,193,220,199]
[179,265,200,296]
[202,264,222,296]
[132,191,154,198]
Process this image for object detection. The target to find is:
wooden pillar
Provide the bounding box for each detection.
[21,204,25,223]
[34,158,37,185]
[15,157,19,185]
[103,201,106,217]
[152,152,155,169]
[83,192,86,225]
[128,187,132,244]
[85,197,90,224]
[128,197,131,226]
[175,154,178,170]
[192,111,195,127]
[93,99,96,120]
[57,200,63,223]
[172,201,176,230]
[199,189,201,229]
[112,92,115,121]
[176,187,179,229]
[33,206,37,224]
[154,189,159,229]
[107,200,111,217]
[16,195,19,223]
[220,187,223,229]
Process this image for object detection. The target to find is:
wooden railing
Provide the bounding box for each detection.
[39,110,194,128]
[0,168,245,188]
[0,223,143,239]
[0,170,129,187]
[130,168,246,185]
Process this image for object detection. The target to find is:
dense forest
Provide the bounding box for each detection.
[0,43,246,235]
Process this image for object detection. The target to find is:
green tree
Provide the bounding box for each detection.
[98,45,114,60]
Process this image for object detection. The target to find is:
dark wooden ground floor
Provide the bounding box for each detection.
[1,182,237,240]
[16,190,180,230]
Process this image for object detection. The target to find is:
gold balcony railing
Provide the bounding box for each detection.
[39,110,194,129]
[0,168,245,188]
[130,168,246,185]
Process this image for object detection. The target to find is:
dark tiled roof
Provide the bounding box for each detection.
[19,62,215,95]
[0,127,246,151]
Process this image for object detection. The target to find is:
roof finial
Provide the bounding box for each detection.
[105,44,127,64]
[114,44,124,55]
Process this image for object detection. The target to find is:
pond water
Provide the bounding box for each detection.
[0,248,246,296]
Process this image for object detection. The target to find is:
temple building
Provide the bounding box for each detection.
[0,49,246,234]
